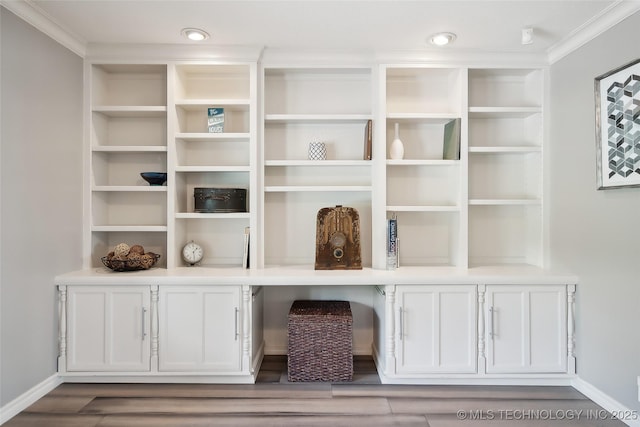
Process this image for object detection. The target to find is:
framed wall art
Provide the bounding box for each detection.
[595,58,640,189]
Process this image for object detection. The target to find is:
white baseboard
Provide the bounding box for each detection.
[572,377,640,427]
[0,374,62,425]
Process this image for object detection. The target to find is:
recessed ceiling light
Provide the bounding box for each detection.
[181,28,210,41]
[429,32,456,46]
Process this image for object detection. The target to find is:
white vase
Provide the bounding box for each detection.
[390,122,404,160]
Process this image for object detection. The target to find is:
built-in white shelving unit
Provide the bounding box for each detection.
[85,60,546,272]
[70,57,570,386]
[87,63,168,268]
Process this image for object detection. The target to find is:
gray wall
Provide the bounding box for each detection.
[0,8,83,406]
[549,12,640,411]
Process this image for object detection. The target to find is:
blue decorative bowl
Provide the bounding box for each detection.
[141,172,167,186]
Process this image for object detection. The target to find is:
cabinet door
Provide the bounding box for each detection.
[486,285,567,373]
[67,286,150,372]
[158,286,241,372]
[396,285,476,374]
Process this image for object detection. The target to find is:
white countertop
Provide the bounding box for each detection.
[54,265,578,286]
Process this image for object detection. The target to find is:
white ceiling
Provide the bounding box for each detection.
[5,0,640,62]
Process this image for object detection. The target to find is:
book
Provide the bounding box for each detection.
[442,118,461,160]
[243,226,250,269]
[207,107,225,133]
[363,119,372,160]
[386,214,398,270]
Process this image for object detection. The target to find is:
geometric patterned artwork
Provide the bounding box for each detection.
[606,75,640,177]
[595,59,640,189]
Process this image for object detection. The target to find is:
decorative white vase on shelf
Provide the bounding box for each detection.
[390,122,404,160]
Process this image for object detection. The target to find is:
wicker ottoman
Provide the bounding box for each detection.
[287,300,353,382]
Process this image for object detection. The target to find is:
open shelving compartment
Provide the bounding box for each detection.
[169,62,256,269]
[467,68,544,267]
[261,66,374,268]
[382,66,466,268]
[87,63,168,268]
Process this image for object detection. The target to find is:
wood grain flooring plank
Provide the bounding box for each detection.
[388,398,614,415]
[425,413,626,427]
[332,385,587,400]
[81,397,392,415]
[50,383,332,399]
[3,413,104,427]
[278,372,381,385]
[97,414,429,426]
[22,396,95,413]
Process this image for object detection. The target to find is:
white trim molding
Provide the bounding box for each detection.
[0,374,62,425]
[572,377,640,427]
[0,0,86,57]
[547,0,640,64]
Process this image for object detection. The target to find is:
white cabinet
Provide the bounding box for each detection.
[484,285,567,373]
[158,286,242,372]
[395,285,476,374]
[65,286,150,372]
[58,283,261,381]
[373,282,575,382]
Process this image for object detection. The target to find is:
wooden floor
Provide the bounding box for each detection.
[5,356,626,426]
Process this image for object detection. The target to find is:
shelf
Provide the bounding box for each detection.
[175,133,250,142]
[175,212,250,219]
[175,99,251,111]
[387,205,460,212]
[469,146,541,153]
[92,106,167,117]
[264,114,371,123]
[92,225,168,232]
[175,166,250,173]
[264,186,372,193]
[387,159,459,166]
[469,199,541,206]
[265,160,371,167]
[92,186,167,192]
[92,146,167,153]
[468,107,541,118]
[386,113,460,122]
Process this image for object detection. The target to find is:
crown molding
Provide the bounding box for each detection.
[85,43,264,63]
[1,0,86,57]
[547,0,640,64]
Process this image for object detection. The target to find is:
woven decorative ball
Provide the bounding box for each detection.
[113,243,130,258]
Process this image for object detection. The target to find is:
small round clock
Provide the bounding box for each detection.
[182,241,203,266]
